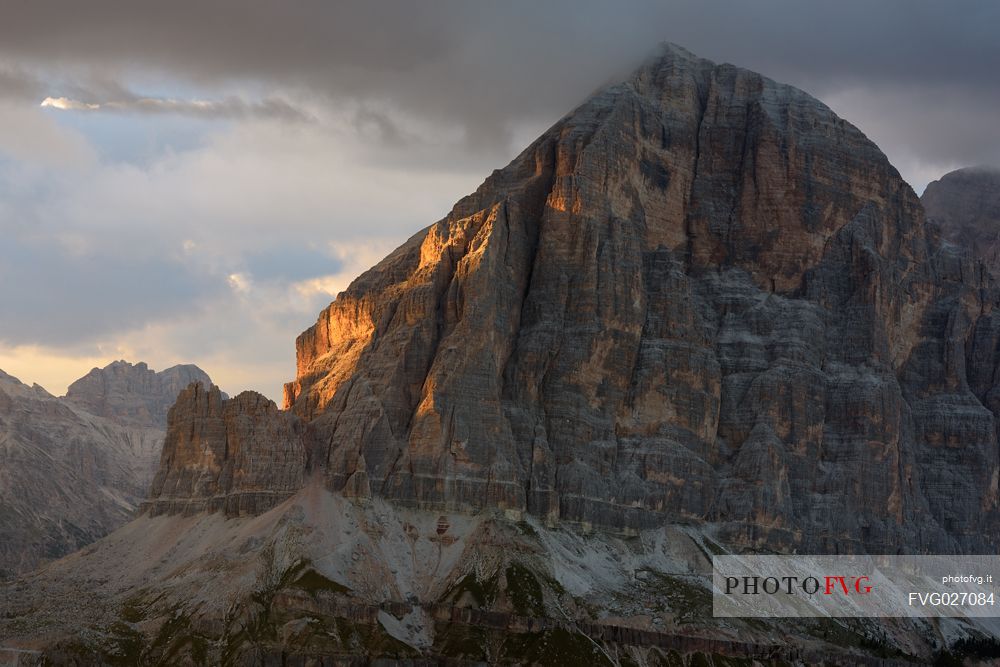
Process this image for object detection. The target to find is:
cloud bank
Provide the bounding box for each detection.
[41,93,310,122]
[0,1,996,399]
[0,1,996,169]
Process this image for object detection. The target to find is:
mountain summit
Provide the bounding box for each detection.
[66,360,215,428]
[156,43,992,554]
[922,165,1000,265]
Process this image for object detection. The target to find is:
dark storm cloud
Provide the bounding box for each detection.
[0,68,43,101]
[0,1,996,172]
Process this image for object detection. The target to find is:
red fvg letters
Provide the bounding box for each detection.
[823,575,872,594]
[824,576,848,594]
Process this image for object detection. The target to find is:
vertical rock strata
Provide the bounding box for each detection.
[150,44,1000,553]
[145,384,307,516]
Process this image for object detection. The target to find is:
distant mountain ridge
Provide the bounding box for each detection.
[0,360,215,578]
[65,360,215,428]
[922,166,1000,266]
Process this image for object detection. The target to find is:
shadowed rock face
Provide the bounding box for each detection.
[922,166,1000,266]
[0,362,215,578]
[66,360,215,428]
[144,383,308,516]
[151,44,1000,554]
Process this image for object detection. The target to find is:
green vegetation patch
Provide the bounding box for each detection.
[440,561,562,616]
[103,621,147,666]
[802,617,912,660]
[652,647,686,667]
[505,626,613,666]
[441,570,501,608]
[288,567,351,596]
[433,622,613,666]
[147,607,210,665]
[119,599,147,624]
[690,652,716,667]
[515,520,539,537]
[433,621,491,659]
[642,572,713,624]
[505,562,545,616]
[278,559,351,596]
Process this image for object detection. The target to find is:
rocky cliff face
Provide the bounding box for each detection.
[270,44,1000,554]
[144,383,307,516]
[142,45,999,556]
[0,362,215,578]
[922,166,1000,266]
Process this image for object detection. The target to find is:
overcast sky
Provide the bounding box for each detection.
[1,1,998,401]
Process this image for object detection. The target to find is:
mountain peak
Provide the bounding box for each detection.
[0,368,26,387]
[65,360,215,428]
[169,41,953,552]
[131,42,995,555]
[922,165,1000,264]
[925,165,1000,189]
[0,369,53,400]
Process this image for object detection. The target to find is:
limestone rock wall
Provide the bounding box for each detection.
[145,383,308,516]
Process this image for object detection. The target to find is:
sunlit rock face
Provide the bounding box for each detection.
[151,44,1000,553]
